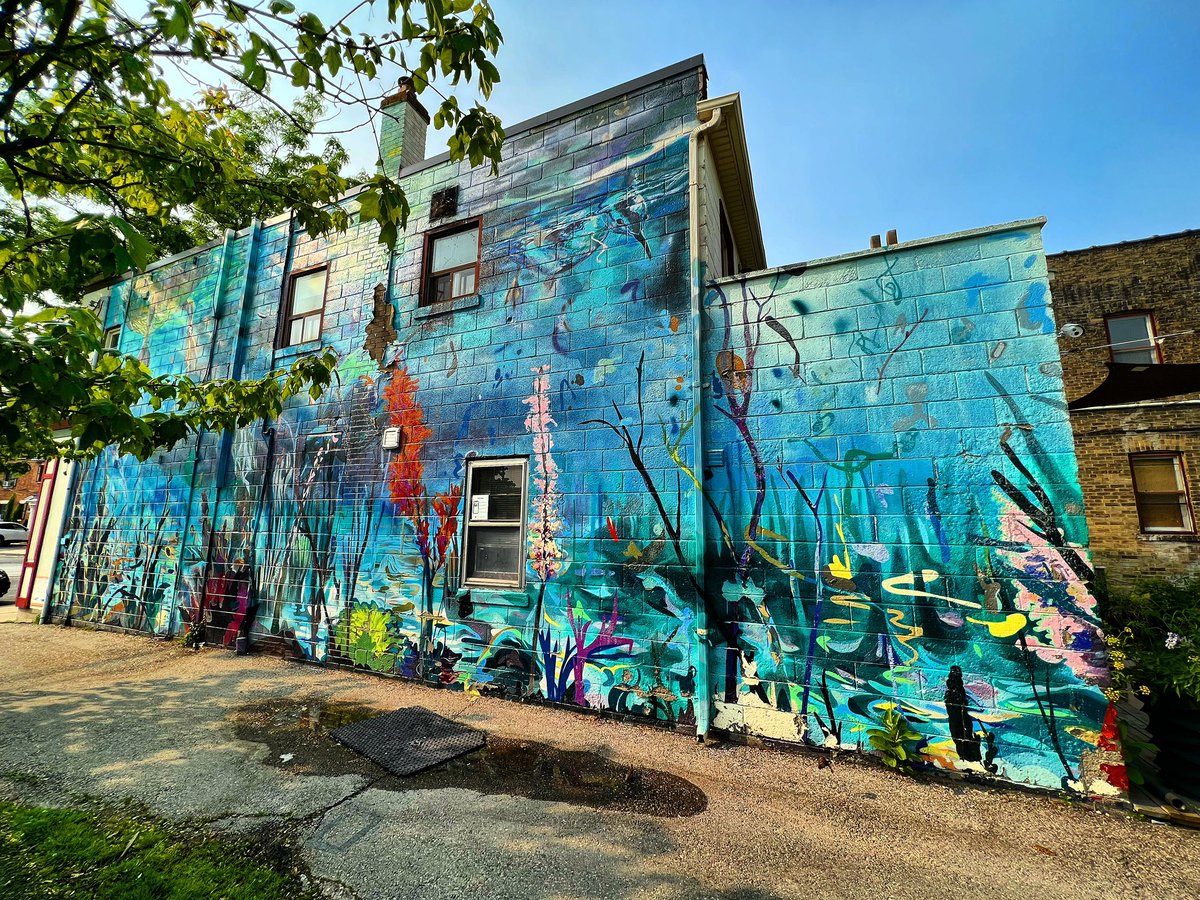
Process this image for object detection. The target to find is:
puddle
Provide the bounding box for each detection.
[233,699,707,818]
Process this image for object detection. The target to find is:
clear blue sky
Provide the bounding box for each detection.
[319,0,1200,264]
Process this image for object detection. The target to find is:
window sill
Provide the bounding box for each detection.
[275,340,325,362]
[414,294,482,320]
[456,586,528,607]
[1137,532,1200,543]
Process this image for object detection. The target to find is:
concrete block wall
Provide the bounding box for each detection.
[700,222,1117,793]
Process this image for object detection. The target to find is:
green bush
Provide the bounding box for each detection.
[1101,576,1200,704]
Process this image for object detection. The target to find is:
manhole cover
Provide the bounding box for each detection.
[331,707,486,777]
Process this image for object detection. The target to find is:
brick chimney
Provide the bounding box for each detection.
[379,77,430,177]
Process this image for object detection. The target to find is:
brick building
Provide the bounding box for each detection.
[29,57,1120,795]
[1048,230,1200,587]
[0,461,44,526]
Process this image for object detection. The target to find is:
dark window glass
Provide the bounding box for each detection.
[462,458,527,586]
[1131,454,1193,533]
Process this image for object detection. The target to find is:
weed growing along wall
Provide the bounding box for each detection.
[46,61,1118,796]
[701,224,1118,792]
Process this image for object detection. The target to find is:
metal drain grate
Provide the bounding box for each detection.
[330,707,486,777]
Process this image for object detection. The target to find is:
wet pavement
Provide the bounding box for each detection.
[235,698,708,817]
[2,621,1199,900]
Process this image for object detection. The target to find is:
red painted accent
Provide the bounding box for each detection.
[15,458,59,610]
[606,516,619,542]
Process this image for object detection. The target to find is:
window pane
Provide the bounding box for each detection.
[431,272,453,303]
[1138,499,1187,530]
[1132,458,1183,493]
[301,315,321,343]
[432,228,478,273]
[469,465,523,521]
[291,270,327,315]
[1113,347,1157,365]
[451,267,476,298]
[466,525,522,581]
[1107,315,1154,357]
[288,319,305,346]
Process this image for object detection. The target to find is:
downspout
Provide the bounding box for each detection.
[688,105,722,741]
[168,227,239,636]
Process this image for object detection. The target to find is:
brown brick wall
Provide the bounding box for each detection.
[1049,232,1200,588]
[1048,229,1200,402]
[0,461,44,524]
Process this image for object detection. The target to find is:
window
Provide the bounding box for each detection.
[718,199,736,278]
[281,267,328,347]
[1131,453,1193,533]
[462,457,527,587]
[422,219,481,306]
[1106,313,1159,364]
[102,326,121,351]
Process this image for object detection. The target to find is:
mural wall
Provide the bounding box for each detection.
[48,64,1117,795]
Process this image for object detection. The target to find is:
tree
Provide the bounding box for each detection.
[0,0,505,475]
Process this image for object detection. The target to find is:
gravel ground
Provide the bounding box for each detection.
[0,613,1197,900]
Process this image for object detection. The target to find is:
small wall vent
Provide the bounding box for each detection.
[430,186,460,221]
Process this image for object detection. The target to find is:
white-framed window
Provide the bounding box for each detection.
[461,456,527,588]
[102,326,121,351]
[1106,312,1159,364]
[1131,453,1194,534]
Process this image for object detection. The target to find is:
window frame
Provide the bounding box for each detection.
[102,326,121,351]
[1105,311,1161,365]
[278,264,329,349]
[420,217,482,308]
[460,455,528,590]
[1129,451,1195,534]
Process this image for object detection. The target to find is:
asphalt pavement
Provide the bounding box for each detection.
[0,543,25,602]
[0,619,1198,899]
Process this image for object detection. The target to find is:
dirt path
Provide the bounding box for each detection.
[1,615,1197,900]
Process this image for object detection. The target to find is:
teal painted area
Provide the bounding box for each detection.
[47,67,1115,795]
[701,227,1109,791]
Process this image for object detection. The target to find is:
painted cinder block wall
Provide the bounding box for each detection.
[48,60,1118,794]
[700,223,1115,791]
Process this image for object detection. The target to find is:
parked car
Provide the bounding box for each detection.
[0,521,29,546]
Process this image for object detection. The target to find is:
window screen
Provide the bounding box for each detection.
[1106,314,1158,364]
[1131,453,1193,533]
[462,458,527,587]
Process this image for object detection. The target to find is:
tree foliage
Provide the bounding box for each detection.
[0,0,505,474]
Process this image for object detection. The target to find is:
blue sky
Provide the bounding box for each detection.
[314,1,1200,264]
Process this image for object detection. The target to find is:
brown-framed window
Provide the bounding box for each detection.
[281,266,328,348]
[422,218,481,307]
[718,199,736,278]
[1106,312,1160,364]
[461,456,527,588]
[1130,452,1194,533]
[102,326,121,351]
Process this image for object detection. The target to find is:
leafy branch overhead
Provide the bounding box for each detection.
[0,0,505,471]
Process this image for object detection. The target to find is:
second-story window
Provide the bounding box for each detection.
[1106,312,1159,364]
[1131,453,1194,533]
[422,219,481,306]
[102,326,121,351]
[282,266,328,348]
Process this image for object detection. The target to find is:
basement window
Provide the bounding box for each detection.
[281,266,328,348]
[1106,313,1160,364]
[462,457,527,588]
[422,219,481,307]
[1131,453,1194,533]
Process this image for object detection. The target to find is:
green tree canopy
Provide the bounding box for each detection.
[0,0,505,474]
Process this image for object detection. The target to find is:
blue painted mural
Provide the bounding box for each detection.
[47,61,1120,795]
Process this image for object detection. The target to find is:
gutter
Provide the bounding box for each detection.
[687,105,723,740]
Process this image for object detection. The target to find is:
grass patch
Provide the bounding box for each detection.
[0,800,315,898]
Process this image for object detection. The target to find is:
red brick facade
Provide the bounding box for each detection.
[1049,230,1200,587]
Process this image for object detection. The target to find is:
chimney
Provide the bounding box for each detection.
[378,77,430,178]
